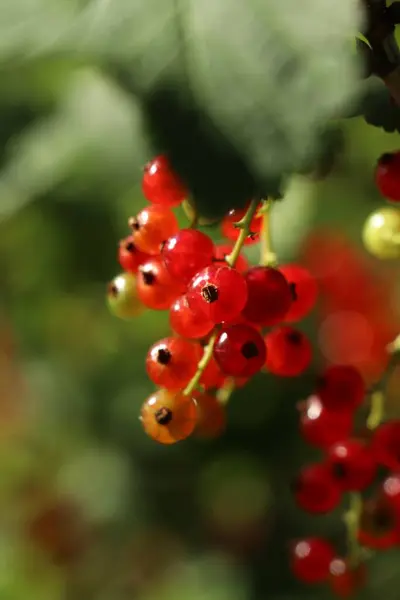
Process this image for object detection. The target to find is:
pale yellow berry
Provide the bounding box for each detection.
[362,207,400,260]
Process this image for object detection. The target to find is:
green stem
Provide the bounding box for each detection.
[183,330,218,396]
[366,334,400,430]
[216,377,236,405]
[344,492,363,568]
[258,199,277,267]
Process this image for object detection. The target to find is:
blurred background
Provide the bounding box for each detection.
[2,7,400,600]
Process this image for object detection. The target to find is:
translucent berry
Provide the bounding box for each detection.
[137,257,184,310]
[118,236,149,273]
[375,152,400,202]
[327,439,376,491]
[194,391,226,438]
[290,537,335,584]
[358,497,399,549]
[182,198,219,225]
[362,207,400,260]
[187,265,248,324]
[264,326,312,377]
[371,420,400,470]
[213,324,266,377]
[293,463,341,514]
[140,389,197,444]
[142,155,187,207]
[316,365,365,412]
[279,264,318,322]
[146,337,201,390]
[162,229,215,284]
[241,266,292,326]
[213,244,249,273]
[329,558,366,598]
[199,355,225,389]
[129,205,179,255]
[299,396,353,449]
[107,273,144,319]
[169,295,214,339]
[221,204,262,245]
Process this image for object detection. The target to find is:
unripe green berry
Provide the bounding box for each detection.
[107,273,144,318]
[182,198,219,226]
[362,207,400,260]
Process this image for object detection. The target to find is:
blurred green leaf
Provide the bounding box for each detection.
[350,76,400,133]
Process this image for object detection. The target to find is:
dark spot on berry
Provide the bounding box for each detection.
[317,375,327,389]
[289,282,298,301]
[108,283,118,297]
[379,152,395,165]
[157,348,172,365]
[332,462,347,479]
[286,330,302,345]
[202,284,219,303]
[373,506,394,531]
[160,240,166,252]
[128,217,140,231]
[125,241,135,252]
[241,341,259,359]
[154,407,173,425]
[141,268,156,285]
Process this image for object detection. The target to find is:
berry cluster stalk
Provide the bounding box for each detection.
[258,199,277,267]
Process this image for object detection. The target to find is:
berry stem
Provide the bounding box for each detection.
[258,199,278,267]
[366,334,400,429]
[183,330,218,396]
[216,377,236,405]
[343,492,363,568]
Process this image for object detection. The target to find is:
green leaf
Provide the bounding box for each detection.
[352,76,400,132]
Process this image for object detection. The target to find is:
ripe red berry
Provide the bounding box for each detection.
[358,497,399,549]
[118,236,149,273]
[371,420,400,470]
[187,265,248,324]
[221,204,262,245]
[264,326,312,377]
[142,155,187,207]
[241,267,292,326]
[213,244,249,273]
[162,229,215,284]
[316,365,365,412]
[375,152,400,202]
[194,391,226,438]
[278,263,318,322]
[169,295,214,339]
[199,355,225,389]
[129,205,179,255]
[137,257,184,310]
[329,558,366,598]
[327,439,376,491]
[146,337,201,390]
[299,396,353,449]
[290,537,335,584]
[140,389,197,444]
[293,463,341,514]
[382,473,400,514]
[213,324,266,377]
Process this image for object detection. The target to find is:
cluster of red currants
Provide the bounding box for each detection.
[107,155,318,444]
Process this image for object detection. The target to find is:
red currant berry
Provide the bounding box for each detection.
[382,473,400,514]
[327,439,376,491]
[375,152,400,202]
[316,365,365,412]
[293,463,341,514]
[194,391,226,438]
[241,267,292,326]
[290,537,335,584]
[299,396,353,449]
[279,263,318,322]
[199,355,225,389]
[162,229,214,284]
[213,244,249,273]
[129,205,178,255]
[264,326,312,377]
[329,558,366,598]
[140,389,197,444]
[187,265,248,324]
[142,155,187,207]
[371,420,400,471]
[213,324,266,377]
[146,337,201,390]
[118,236,149,273]
[358,497,399,549]
[137,257,184,310]
[169,295,214,339]
[221,204,262,245]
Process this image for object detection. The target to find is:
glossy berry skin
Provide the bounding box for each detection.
[278,264,318,322]
[299,396,353,450]
[187,265,248,324]
[137,257,184,310]
[107,273,144,318]
[213,244,249,273]
[316,365,365,413]
[329,558,366,598]
[241,267,292,326]
[293,463,341,514]
[371,420,400,471]
[118,236,149,273]
[290,537,335,584]
[264,326,312,377]
[146,337,201,390]
[375,152,400,202]
[142,155,187,207]
[221,204,262,245]
[362,207,400,260]
[129,205,179,255]
[141,389,197,444]
[327,439,376,491]
[169,295,214,339]
[194,392,226,438]
[213,324,266,377]
[382,473,400,514]
[162,229,215,284]
[199,355,225,389]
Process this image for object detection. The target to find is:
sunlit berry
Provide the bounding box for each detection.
[371,420,400,471]
[264,326,312,377]
[194,391,226,438]
[169,295,214,339]
[279,264,318,322]
[129,205,179,255]
[221,204,262,245]
[375,151,400,202]
[293,463,341,514]
[118,236,149,273]
[327,439,376,491]
[290,537,335,584]
[137,257,184,310]
[213,324,266,377]
[162,229,214,284]
[141,389,197,444]
[362,206,400,260]
[107,273,144,318]
[241,266,292,326]
[142,155,187,207]
[329,558,366,598]
[146,337,201,390]
[213,244,249,273]
[316,365,365,412]
[299,396,353,449]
